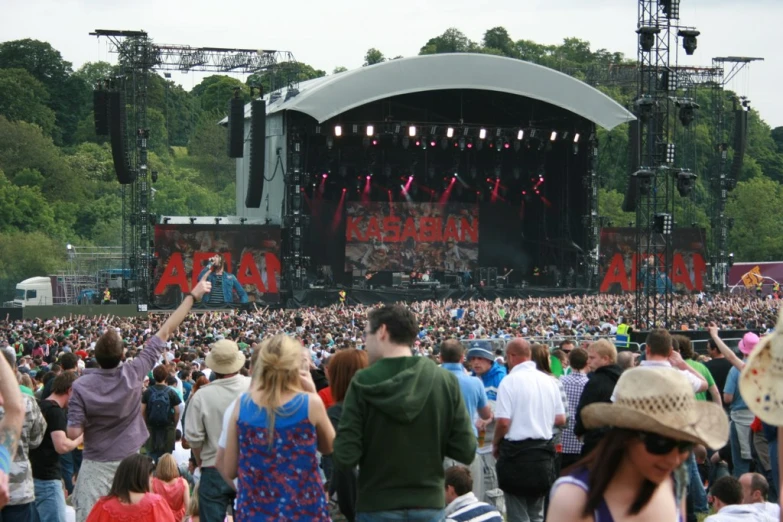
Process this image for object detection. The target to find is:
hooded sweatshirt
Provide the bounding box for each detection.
[333,356,476,513]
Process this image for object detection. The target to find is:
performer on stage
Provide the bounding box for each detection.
[338,290,347,307]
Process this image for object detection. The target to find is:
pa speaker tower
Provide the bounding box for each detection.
[93,90,109,136]
[730,109,748,181]
[227,96,245,158]
[245,99,267,208]
[107,91,135,184]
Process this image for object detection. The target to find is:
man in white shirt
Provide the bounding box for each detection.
[739,473,781,520]
[706,476,776,521]
[637,329,707,394]
[492,338,565,522]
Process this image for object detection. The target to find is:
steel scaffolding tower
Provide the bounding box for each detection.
[90,29,297,304]
[631,0,702,328]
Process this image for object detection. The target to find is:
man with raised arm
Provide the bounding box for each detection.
[67,277,211,522]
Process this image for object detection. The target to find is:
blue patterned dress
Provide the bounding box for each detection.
[236,392,330,521]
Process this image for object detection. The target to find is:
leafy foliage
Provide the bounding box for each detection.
[0,30,782,301]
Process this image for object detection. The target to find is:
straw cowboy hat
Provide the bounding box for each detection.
[206,339,246,374]
[582,367,728,450]
[741,309,783,425]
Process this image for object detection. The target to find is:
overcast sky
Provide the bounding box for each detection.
[2,0,778,126]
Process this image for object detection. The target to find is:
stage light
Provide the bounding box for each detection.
[550,131,558,142]
[479,128,487,140]
[430,140,437,148]
[453,172,458,178]
[447,127,455,138]
[677,99,699,127]
[573,133,580,143]
[495,139,503,151]
[504,142,510,149]
[467,141,473,150]
[342,188,346,192]
[653,213,673,235]
[678,29,699,56]
[334,125,342,137]
[408,126,417,137]
[322,173,328,179]
[637,26,660,53]
[366,125,374,136]
[676,170,697,197]
[366,175,371,180]
[517,129,524,140]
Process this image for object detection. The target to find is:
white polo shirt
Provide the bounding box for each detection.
[495,361,565,441]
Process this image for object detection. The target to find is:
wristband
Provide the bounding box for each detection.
[187,293,199,303]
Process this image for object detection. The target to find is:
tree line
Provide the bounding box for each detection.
[0,28,781,298]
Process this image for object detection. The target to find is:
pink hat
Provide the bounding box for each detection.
[739,332,760,355]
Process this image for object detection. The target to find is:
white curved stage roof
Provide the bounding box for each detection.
[253,53,635,130]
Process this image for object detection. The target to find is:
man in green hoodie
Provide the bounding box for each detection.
[333,304,477,521]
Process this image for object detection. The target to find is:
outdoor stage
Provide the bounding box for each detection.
[152,54,635,308]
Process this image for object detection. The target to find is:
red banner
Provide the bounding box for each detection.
[599,228,707,293]
[344,202,479,272]
[153,225,281,304]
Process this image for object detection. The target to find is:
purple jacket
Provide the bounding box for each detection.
[68,335,166,462]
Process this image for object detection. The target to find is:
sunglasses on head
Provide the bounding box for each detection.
[638,432,694,455]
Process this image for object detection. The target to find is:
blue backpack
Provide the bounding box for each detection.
[146,386,172,428]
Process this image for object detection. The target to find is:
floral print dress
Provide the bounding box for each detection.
[235,392,330,521]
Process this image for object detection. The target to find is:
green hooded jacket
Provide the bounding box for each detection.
[333,356,476,513]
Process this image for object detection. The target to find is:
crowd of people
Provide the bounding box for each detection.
[0,288,780,521]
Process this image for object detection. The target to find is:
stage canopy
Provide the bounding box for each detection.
[267,53,634,130]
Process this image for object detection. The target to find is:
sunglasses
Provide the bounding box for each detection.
[638,432,694,456]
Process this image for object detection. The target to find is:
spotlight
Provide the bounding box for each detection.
[661,0,680,19]
[728,252,734,267]
[495,139,503,151]
[653,213,673,235]
[637,26,660,53]
[366,175,372,180]
[677,99,699,127]
[189,217,197,224]
[453,172,458,178]
[322,173,328,179]
[408,126,417,137]
[573,133,580,143]
[678,29,700,56]
[479,128,487,140]
[446,127,455,138]
[430,140,437,148]
[334,125,342,137]
[634,96,656,120]
[676,170,697,197]
[517,129,525,140]
[550,131,558,142]
[215,217,222,225]
[151,170,158,183]
[366,125,374,136]
[458,137,466,151]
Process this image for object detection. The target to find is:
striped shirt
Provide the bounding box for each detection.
[445,492,503,522]
[207,274,224,305]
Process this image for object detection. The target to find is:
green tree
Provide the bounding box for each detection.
[420,28,477,55]
[333,66,348,74]
[73,61,116,86]
[0,68,56,135]
[726,177,783,260]
[249,62,326,94]
[0,231,66,300]
[0,116,83,201]
[192,75,249,114]
[364,48,386,66]
[0,171,56,233]
[598,188,635,226]
[482,27,517,58]
[0,39,90,144]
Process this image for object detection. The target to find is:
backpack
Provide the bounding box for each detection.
[146,385,172,428]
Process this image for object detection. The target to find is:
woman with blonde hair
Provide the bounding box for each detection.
[183,484,200,522]
[152,453,189,520]
[219,334,334,521]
